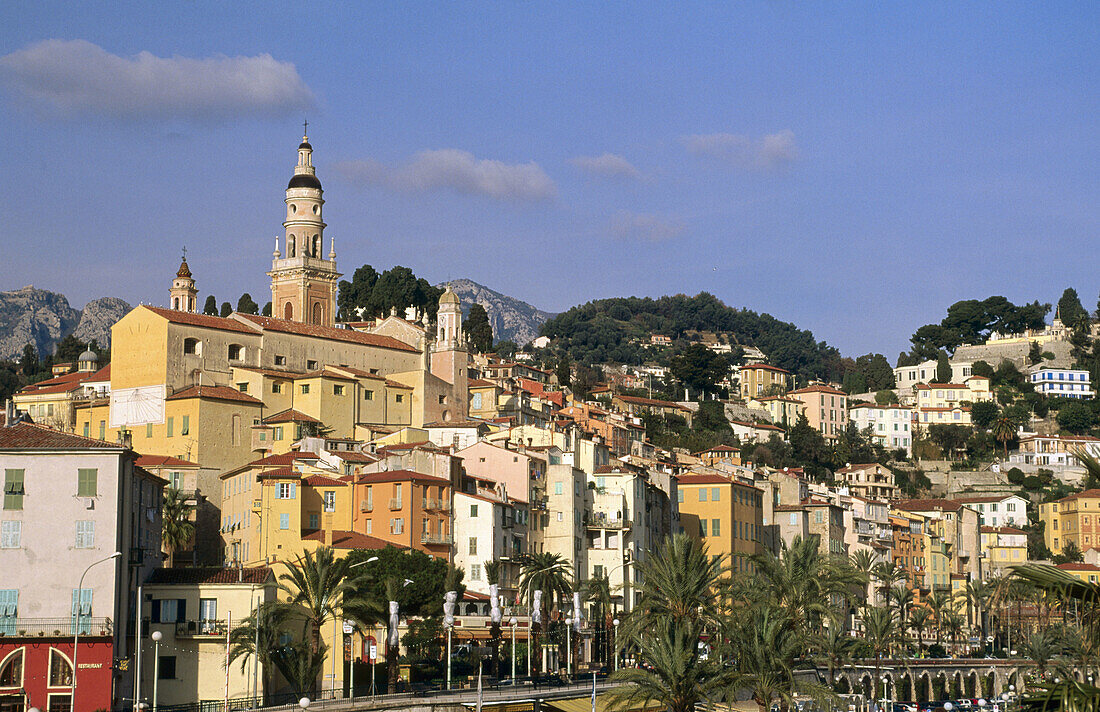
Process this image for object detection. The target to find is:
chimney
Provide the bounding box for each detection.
[117,429,133,449]
[323,512,334,547]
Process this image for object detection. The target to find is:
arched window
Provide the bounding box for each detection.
[312,303,322,325]
[183,338,201,356]
[172,298,179,310]
[49,649,73,687]
[287,235,296,258]
[313,235,320,257]
[284,302,293,320]
[0,648,23,687]
[231,414,241,446]
[227,344,244,361]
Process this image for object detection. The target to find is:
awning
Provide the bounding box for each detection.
[542,693,664,712]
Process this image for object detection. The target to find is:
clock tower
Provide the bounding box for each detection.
[268,129,341,326]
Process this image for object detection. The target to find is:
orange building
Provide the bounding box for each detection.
[349,470,453,558]
[787,384,848,441]
[676,472,764,575]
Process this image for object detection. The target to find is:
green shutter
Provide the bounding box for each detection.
[166,417,174,437]
[77,468,98,497]
[3,470,24,510]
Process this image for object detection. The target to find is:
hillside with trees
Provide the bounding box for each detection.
[540,292,841,380]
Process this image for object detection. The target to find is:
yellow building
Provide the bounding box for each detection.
[749,395,804,428]
[676,471,764,575]
[1055,562,1100,584]
[12,356,109,432]
[738,363,791,400]
[980,525,1027,572]
[914,376,993,426]
[1040,488,1100,554]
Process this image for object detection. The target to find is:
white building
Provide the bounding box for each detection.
[452,489,528,600]
[849,403,914,454]
[893,359,974,392]
[1028,366,1094,400]
[952,494,1029,528]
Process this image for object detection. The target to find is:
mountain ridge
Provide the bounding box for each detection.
[442,278,556,346]
[0,286,131,361]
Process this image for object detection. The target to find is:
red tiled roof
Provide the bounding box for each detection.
[302,474,346,487]
[257,467,301,480]
[18,364,112,395]
[729,420,784,431]
[893,498,965,512]
[468,378,496,388]
[354,469,452,485]
[146,567,273,585]
[788,384,847,396]
[836,463,888,473]
[743,363,790,374]
[335,451,377,463]
[0,422,123,450]
[1058,488,1100,502]
[166,385,264,405]
[143,305,259,333]
[301,529,397,550]
[250,452,320,467]
[235,314,419,352]
[955,494,1023,504]
[678,473,733,485]
[697,445,740,454]
[264,409,321,424]
[914,382,969,390]
[423,420,490,429]
[1056,562,1100,572]
[136,455,200,468]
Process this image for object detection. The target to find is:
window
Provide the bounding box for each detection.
[228,344,244,360]
[158,656,177,680]
[712,519,720,536]
[83,422,89,437]
[395,394,404,403]
[75,521,95,548]
[470,564,481,581]
[274,355,287,366]
[439,395,447,405]
[334,385,346,396]
[554,482,563,496]
[278,483,297,499]
[711,488,721,501]
[470,504,479,517]
[70,589,92,635]
[323,491,335,512]
[50,649,74,686]
[309,513,319,529]
[364,390,374,401]
[390,518,405,534]
[166,417,174,437]
[3,469,25,510]
[183,338,200,355]
[98,421,106,440]
[469,537,477,555]
[1,521,21,549]
[146,423,153,438]
[698,489,707,502]
[279,513,290,530]
[0,644,22,682]
[272,382,283,394]
[274,426,284,440]
[237,382,249,393]
[300,384,310,394]
[307,360,318,370]
[77,468,97,497]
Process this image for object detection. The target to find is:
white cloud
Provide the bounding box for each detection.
[569,152,640,179]
[682,130,798,169]
[334,149,556,202]
[0,39,314,120]
[609,210,685,243]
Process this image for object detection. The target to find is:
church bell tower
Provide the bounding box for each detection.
[268,128,341,326]
[170,252,197,313]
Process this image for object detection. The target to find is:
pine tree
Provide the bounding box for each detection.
[462,304,493,352]
[220,301,232,317]
[237,293,259,315]
[203,295,218,315]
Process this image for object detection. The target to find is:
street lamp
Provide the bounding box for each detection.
[73,551,122,712]
[612,619,620,672]
[509,617,518,683]
[564,618,573,681]
[151,631,163,712]
[345,556,379,699]
[298,697,310,710]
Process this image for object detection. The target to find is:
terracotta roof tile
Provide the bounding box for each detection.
[614,394,691,412]
[263,408,321,424]
[302,474,346,487]
[135,455,200,468]
[742,363,791,374]
[146,567,273,585]
[235,314,419,352]
[143,305,259,333]
[166,385,264,405]
[0,422,123,450]
[300,529,398,550]
[354,469,452,485]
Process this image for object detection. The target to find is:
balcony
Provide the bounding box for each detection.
[421,532,453,545]
[0,617,113,638]
[388,498,403,510]
[423,498,451,512]
[175,619,229,637]
[586,512,631,529]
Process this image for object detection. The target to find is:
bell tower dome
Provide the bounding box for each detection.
[170,251,198,313]
[268,127,341,326]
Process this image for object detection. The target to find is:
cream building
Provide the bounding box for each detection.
[786,384,848,441]
[849,403,914,453]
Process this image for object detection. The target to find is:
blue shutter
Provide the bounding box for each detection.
[0,590,16,634]
[290,483,297,499]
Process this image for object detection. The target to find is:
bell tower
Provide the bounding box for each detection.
[170,250,198,313]
[268,127,341,326]
[431,285,469,419]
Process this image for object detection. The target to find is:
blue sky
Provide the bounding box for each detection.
[0,2,1096,359]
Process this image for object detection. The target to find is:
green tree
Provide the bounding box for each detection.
[1058,287,1089,327]
[344,546,464,617]
[668,343,728,398]
[971,401,999,430]
[1058,401,1097,434]
[936,353,953,383]
[875,390,899,405]
[237,293,259,315]
[992,415,1019,458]
[788,414,830,478]
[862,606,897,699]
[272,640,327,697]
[53,334,88,364]
[927,424,969,459]
[229,604,293,704]
[337,264,381,320]
[971,360,995,378]
[518,552,573,675]
[494,340,518,359]
[220,301,232,317]
[1053,541,1084,565]
[20,344,39,377]
[161,488,195,568]
[555,354,572,388]
[276,547,353,657]
[1029,341,1044,365]
[462,303,493,353]
[203,295,218,315]
[262,302,272,316]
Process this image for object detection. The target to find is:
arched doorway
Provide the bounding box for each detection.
[952,672,963,699]
[984,672,995,698]
[284,302,293,320]
[898,673,913,702]
[917,673,931,703]
[933,673,947,702]
[312,302,322,324]
[967,671,979,698]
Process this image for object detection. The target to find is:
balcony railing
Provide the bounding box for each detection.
[586,513,631,529]
[421,532,453,545]
[0,617,112,637]
[175,619,229,637]
[423,498,451,511]
[388,498,403,510]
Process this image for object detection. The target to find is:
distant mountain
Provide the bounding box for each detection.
[0,286,131,361]
[443,279,556,346]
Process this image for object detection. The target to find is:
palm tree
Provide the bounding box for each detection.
[1021,628,1066,678]
[926,590,952,646]
[607,618,737,712]
[161,487,195,567]
[888,584,914,623]
[873,561,909,605]
[628,533,725,637]
[229,603,292,704]
[960,579,992,643]
[518,552,573,675]
[850,549,878,605]
[992,415,1017,459]
[275,547,353,657]
[942,611,965,655]
[583,571,615,667]
[909,606,932,655]
[271,639,327,697]
[863,606,897,702]
[813,620,860,690]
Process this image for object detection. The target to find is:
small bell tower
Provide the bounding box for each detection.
[170,249,198,313]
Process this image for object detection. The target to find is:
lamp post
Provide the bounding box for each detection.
[564,618,572,681]
[151,631,162,712]
[346,556,378,699]
[73,551,121,712]
[298,697,310,710]
[509,617,518,683]
[612,619,620,672]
